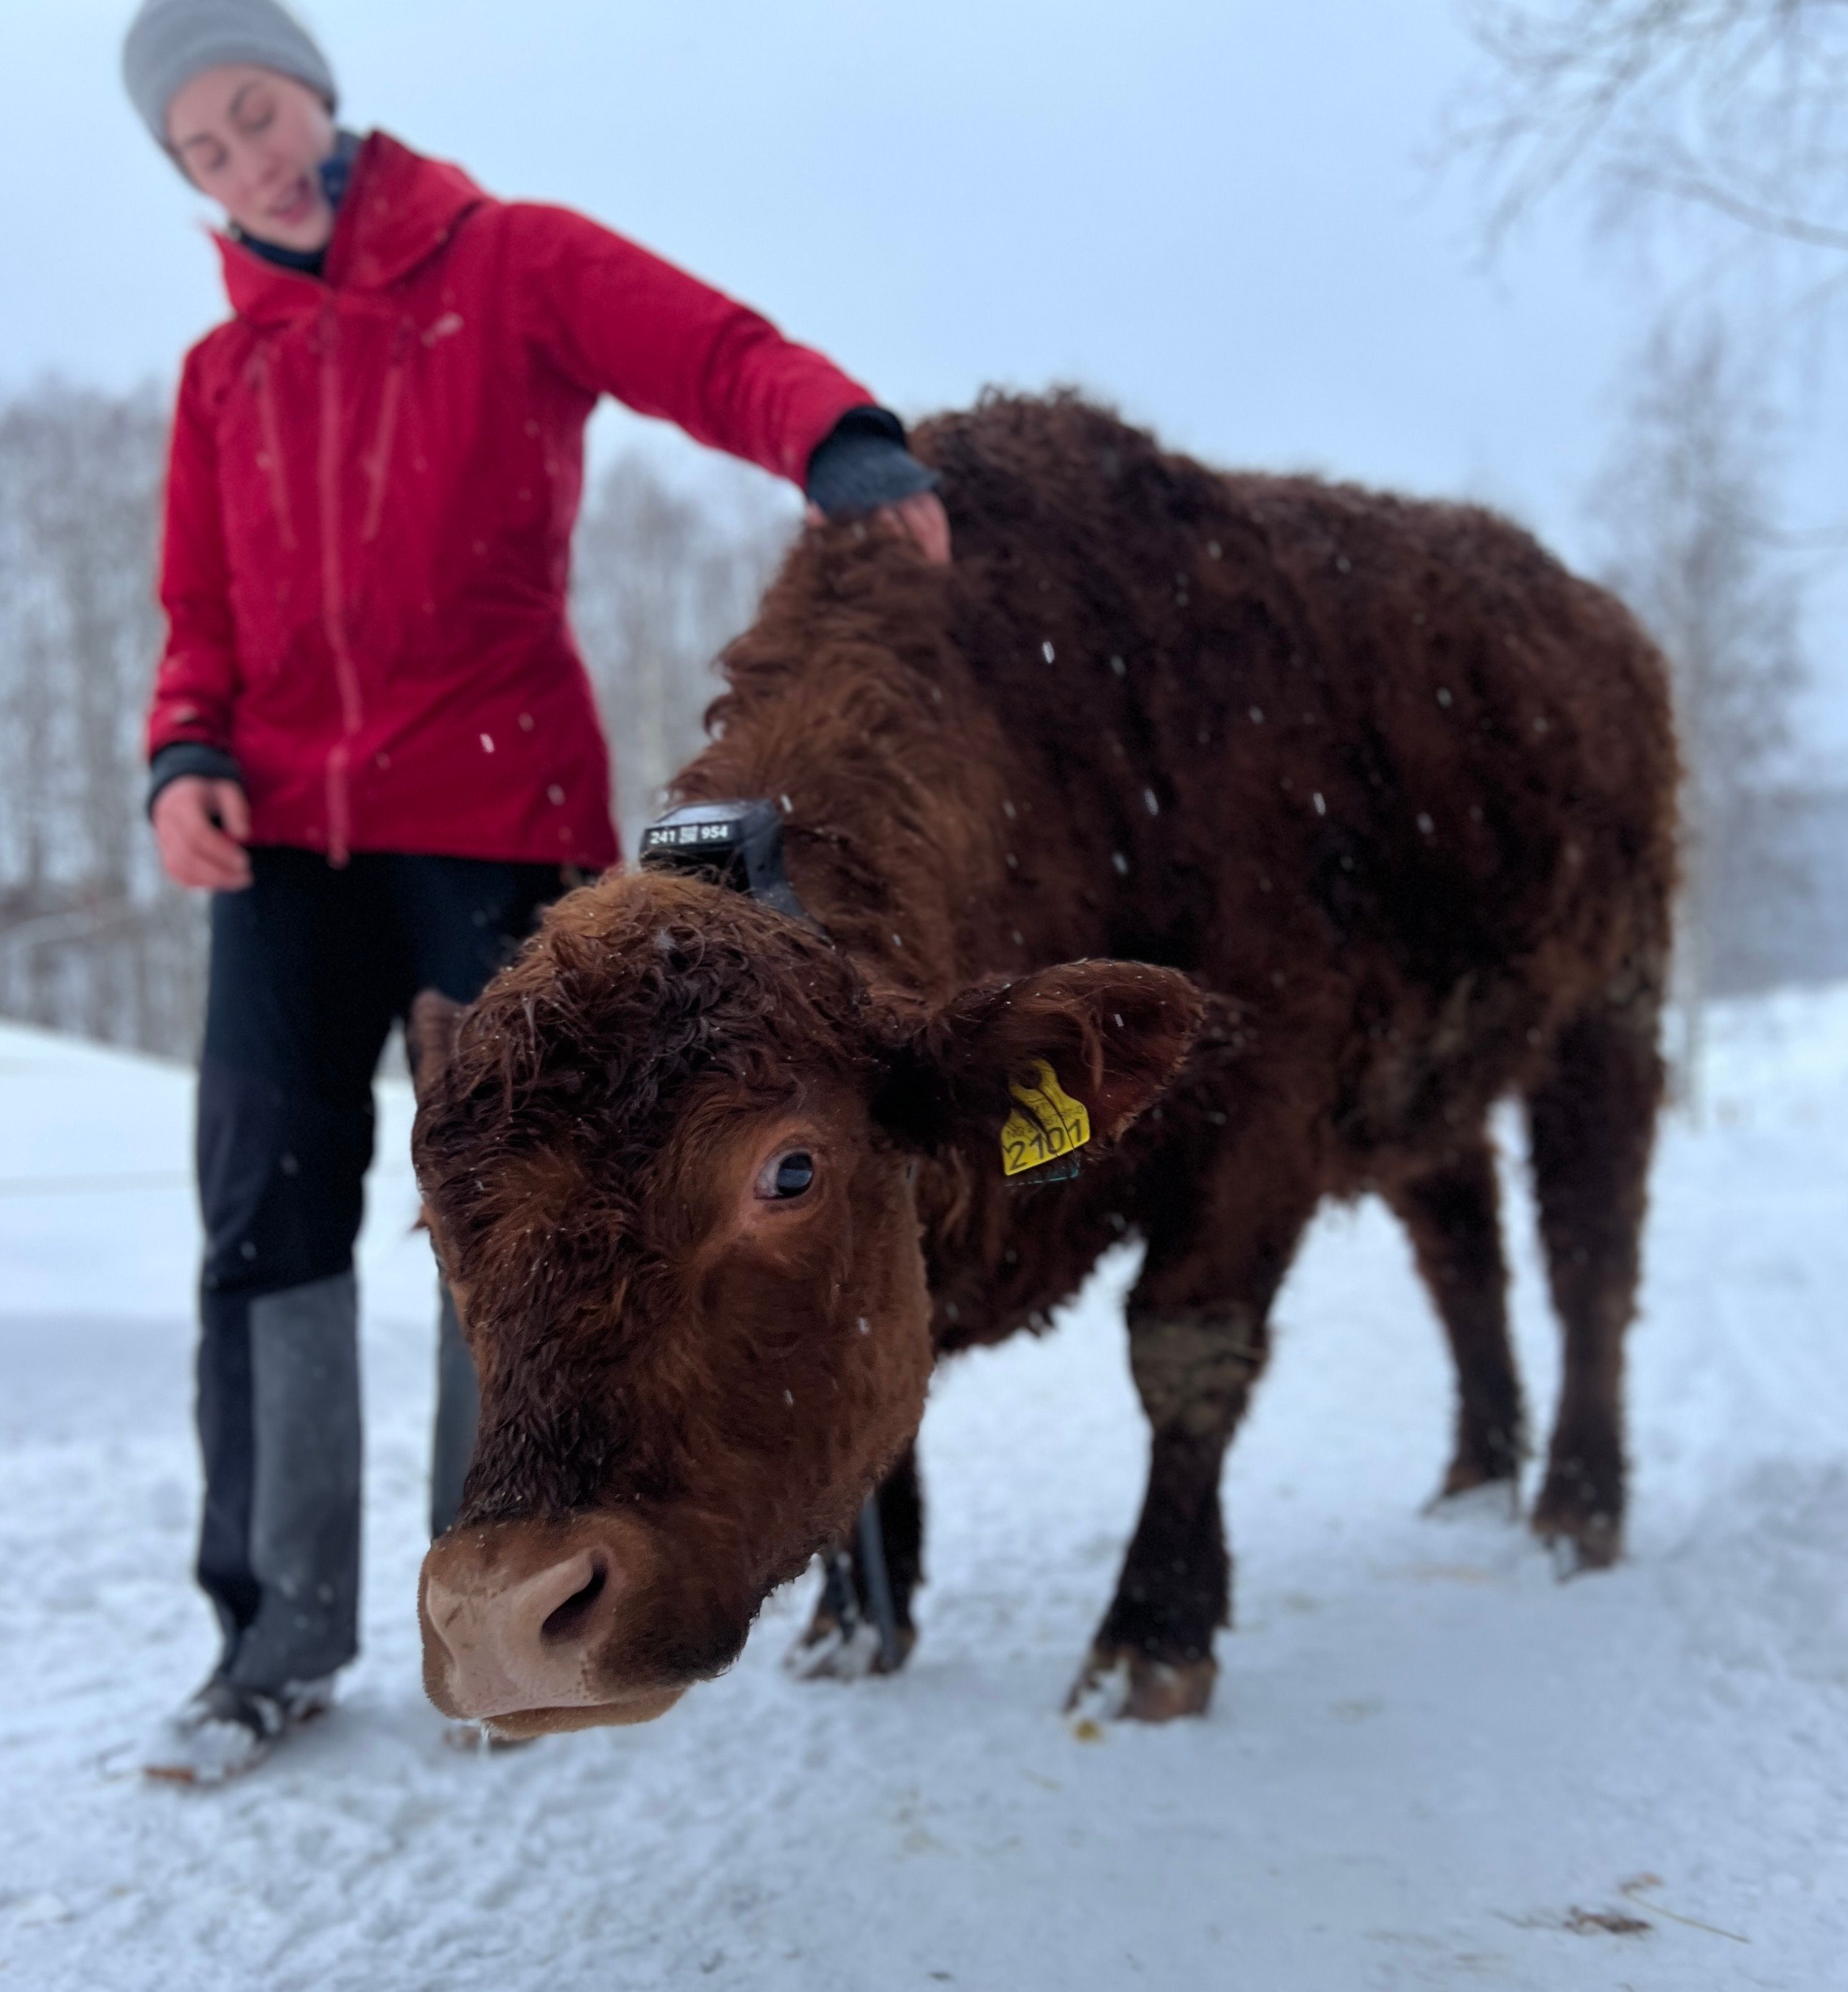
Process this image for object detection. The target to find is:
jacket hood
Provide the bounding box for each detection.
[218,131,486,322]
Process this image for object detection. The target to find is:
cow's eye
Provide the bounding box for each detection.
[757,1150,816,1201]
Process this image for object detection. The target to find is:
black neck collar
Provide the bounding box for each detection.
[637,800,814,925]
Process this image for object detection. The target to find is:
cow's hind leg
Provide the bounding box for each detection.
[1385,1134,1526,1509]
[1070,1159,1315,1722]
[1525,985,1665,1573]
[787,1444,923,1679]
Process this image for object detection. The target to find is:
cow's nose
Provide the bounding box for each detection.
[421,1538,624,1719]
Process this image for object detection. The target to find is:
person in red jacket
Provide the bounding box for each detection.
[122,0,948,1783]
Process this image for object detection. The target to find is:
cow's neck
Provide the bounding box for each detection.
[669,546,1030,1007]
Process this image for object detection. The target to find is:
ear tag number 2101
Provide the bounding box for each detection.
[1000,1059,1093,1178]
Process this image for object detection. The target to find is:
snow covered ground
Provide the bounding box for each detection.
[1,990,1843,1991]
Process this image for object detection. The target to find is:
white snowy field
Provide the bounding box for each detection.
[1,991,1844,1992]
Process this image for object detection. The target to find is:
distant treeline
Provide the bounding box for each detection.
[0,377,1833,1066]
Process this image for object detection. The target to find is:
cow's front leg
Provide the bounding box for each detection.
[786,1443,923,1680]
[1067,1303,1268,1720]
[1070,1163,1313,1722]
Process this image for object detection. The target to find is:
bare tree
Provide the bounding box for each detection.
[0,381,207,1058]
[1453,0,1848,270]
[571,450,796,856]
[1589,317,1812,1102]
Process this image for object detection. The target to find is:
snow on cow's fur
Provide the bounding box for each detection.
[413,392,1677,1733]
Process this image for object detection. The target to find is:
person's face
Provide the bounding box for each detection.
[166,64,337,252]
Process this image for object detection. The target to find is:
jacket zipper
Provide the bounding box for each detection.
[360,319,412,544]
[252,348,298,551]
[317,301,365,868]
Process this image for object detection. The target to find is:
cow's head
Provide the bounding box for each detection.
[413,871,1200,1735]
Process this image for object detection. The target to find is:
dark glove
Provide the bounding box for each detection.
[804,407,940,519]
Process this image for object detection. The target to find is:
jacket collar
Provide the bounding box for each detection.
[217,131,486,323]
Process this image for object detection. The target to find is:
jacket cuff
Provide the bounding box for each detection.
[804,406,940,519]
[147,741,243,820]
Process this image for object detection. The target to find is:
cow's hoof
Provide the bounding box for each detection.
[784,1610,916,1683]
[1531,1490,1623,1576]
[1429,1424,1526,1504]
[1065,1645,1216,1723]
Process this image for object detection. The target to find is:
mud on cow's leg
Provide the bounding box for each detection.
[1386,1134,1526,1507]
[1524,982,1665,1574]
[787,1444,923,1681]
[1070,1144,1315,1723]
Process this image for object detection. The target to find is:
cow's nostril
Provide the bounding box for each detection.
[540,1555,608,1644]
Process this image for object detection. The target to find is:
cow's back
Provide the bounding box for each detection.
[918,395,1675,1142]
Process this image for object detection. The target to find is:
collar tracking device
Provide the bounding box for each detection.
[637,800,810,922]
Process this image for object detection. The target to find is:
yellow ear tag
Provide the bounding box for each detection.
[1000,1059,1093,1178]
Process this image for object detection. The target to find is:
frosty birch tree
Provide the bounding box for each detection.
[1589,320,1810,1102]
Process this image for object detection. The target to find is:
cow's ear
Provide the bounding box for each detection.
[408,989,466,1110]
[875,960,1203,1157]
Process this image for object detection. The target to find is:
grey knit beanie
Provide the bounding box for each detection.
[122,0,337,151]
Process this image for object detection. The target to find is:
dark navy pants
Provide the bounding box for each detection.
[196,847,567,1691]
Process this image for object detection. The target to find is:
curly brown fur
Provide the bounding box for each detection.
[415,392,1676,1723]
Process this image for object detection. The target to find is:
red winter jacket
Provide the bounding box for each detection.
[148,132,872,869]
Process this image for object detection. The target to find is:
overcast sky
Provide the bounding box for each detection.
[5,0,1842,752]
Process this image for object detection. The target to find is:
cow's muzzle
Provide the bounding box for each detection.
[419,1516,685,1734]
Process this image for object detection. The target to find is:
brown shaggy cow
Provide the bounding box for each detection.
[413,392,1676,1736]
